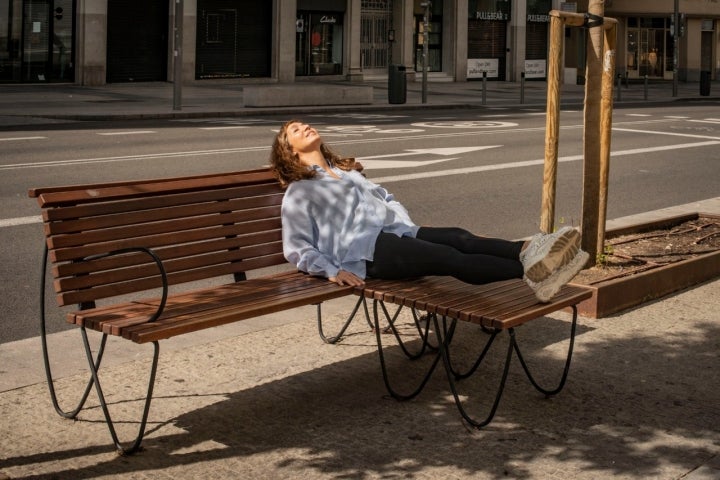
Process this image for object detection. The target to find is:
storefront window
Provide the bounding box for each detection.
[296,12,344,76]
[626,16,669,79]
[1,0,74,83]
[467,0,510,80]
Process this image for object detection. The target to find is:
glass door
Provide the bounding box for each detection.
[22,0,73,82]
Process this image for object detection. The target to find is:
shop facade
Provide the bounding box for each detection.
[1,0,717,85]
[600,0,718,82]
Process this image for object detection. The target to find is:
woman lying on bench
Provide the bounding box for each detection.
[270,120,588,303]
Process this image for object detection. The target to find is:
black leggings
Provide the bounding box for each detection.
[366,227,524,285]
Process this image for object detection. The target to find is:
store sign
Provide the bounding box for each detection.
[524,59,546,78]
[469,0,511,21]
[468,58,499,78]
[527,0,551,21]
[527,14,550,22]
[320,15,337,24]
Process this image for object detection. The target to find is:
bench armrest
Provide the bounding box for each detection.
[84,247,169,323]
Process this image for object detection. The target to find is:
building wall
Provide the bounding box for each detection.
[11,0,717,85]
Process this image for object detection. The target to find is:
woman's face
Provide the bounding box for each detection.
[285,122,322,156]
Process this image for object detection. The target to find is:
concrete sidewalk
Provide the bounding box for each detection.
[0,279,718,479]
[0,77,718,125]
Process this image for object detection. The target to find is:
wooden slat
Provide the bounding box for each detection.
[46,205,281,249]
[49,218,281,262]
[357,277,592,330]
[55,241,283,292]
[34,169,278,207]
[68,272,352,343]
[44,189,283,235]
[29,167,274,199]
[57,253,287,306]
[53,230,282,277]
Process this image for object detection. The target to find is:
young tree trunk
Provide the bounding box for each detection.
[581,0,606,266]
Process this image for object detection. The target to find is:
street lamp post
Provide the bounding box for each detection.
[672,0,679,97]
[421,1,431,104]
[173,0,183,111]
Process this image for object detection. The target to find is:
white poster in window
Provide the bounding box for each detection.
[524,59,546,79]
[467,58,499,79]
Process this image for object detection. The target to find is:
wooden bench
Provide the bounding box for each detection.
[29,167,358,455]
[30,167,592,453]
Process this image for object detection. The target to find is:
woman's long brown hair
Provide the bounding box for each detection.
[270,119,359,188]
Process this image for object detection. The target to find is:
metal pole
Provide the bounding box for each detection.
[644,74,649,100]
[421,1,430,104]
[173,0,183,111]
[482,71,487,105]
[520,71,525,104]
[672,0,679,97]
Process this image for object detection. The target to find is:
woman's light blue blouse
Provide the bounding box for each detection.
[281,166,419,279]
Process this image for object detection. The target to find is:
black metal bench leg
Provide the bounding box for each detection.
[41,323,106,419]
[316,295,370,344]
[440,316,498,380]
[433,315,515,429]
[373,302,441,401]
[40,243,105,419]
[513,305,579,396]
[376,301,435,359]
[80,327,160,455]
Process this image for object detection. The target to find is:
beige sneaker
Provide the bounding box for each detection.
[520,227,581,283]
[525,249,589,303]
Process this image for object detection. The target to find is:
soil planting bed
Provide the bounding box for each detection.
[570,213,720,318]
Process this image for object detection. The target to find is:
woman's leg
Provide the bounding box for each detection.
[416,226,524,259]
[366,232,523,285]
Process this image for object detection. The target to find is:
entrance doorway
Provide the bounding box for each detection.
[107,0,167,82]
[360,0,391,73]
[0,0,74,82]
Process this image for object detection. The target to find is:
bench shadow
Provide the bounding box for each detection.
[4,303,719,479]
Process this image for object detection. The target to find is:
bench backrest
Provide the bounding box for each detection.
[29,168,287,307]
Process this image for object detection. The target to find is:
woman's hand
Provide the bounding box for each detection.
[329,270,365,287]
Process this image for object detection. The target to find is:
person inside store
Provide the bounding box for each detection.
[269,119,589,302]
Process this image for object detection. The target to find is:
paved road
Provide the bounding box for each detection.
[2,105,719,343]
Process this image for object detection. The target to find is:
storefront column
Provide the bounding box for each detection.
[395,0,414,77]
[509,0,526,82]
[275,0,297,82]
[182,0,197,83]
[347,0,363,80]
[76,0,107,85]
[452,0,468,80]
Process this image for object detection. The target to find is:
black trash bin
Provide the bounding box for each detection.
[388,64,407,104]
[700,71,711,96]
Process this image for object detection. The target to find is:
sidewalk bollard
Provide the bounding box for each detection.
[520,71,525,104]
[644,75,649,100]
[700,71,711,96]
[482,71,487,105]
[616,74,622,102]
